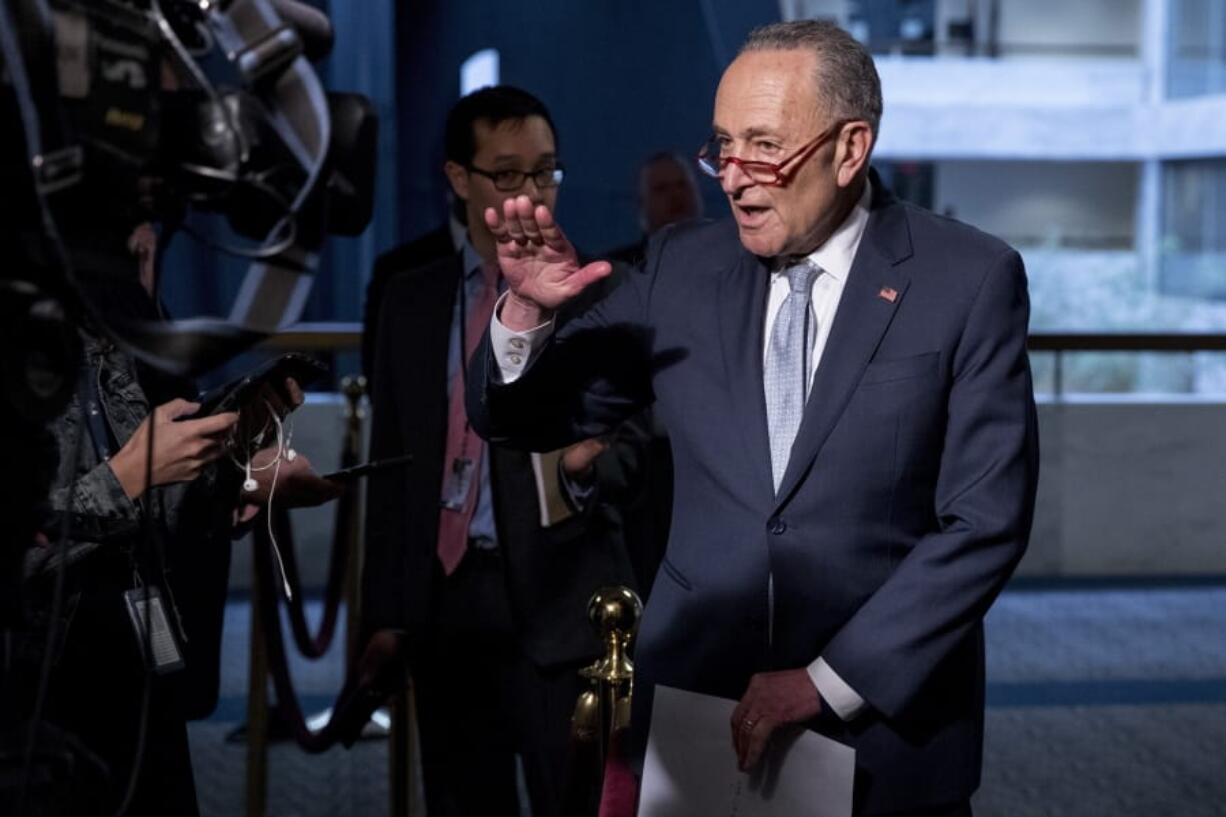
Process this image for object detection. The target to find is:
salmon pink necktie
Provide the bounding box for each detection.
[436,262,499,575]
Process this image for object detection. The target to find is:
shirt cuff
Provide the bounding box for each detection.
[490,292,554,383]
[808,657,867,722]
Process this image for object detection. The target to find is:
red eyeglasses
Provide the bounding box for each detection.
[695,119,853,186]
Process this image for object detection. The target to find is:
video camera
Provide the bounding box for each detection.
[1,0,377,393]
[0,0,376,621]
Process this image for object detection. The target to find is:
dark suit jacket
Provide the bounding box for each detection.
[468,179,1040,813]
[362,253,642,669]
[361,224,456,386]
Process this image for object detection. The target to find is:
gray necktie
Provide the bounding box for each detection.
[764,261,818,492]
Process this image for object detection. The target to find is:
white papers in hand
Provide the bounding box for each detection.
[639,685,855,817]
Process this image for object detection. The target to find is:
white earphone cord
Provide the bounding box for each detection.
[230,401,295,601]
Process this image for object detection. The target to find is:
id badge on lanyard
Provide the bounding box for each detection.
[123,583,186,675]
[441,456,477,511]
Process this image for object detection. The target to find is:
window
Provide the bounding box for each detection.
[1168,0,1226,98]
[1161,159,1226,301]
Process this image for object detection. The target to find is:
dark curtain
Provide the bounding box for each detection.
[394,0,779,257]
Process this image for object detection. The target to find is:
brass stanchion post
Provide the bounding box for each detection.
[340,375,366,667]
[389,685,417,817]
[245,552,269,817]
[565,586,642,815]
[580,587,641,754]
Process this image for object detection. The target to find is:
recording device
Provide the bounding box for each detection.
[190,352,327,419]
[1,0,378,388]
[323,454,414,483]
[193,352,326,489]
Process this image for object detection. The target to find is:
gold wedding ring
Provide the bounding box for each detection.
[739,717,757,734]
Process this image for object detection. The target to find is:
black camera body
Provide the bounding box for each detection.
[0,0,376,617]
[1,0,377,409]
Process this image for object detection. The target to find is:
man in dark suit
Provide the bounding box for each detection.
[606,151,703,267]
[468,21,1039,817]
[360,202,462,385]
[362,86,643,817]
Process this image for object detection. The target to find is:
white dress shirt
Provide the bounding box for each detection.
[490,180,875,722]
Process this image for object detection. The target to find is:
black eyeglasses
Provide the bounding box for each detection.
[467,163,566,192]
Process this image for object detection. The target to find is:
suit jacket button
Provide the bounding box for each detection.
[767,517,786,535]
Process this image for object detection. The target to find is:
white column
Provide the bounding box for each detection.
[1140,0,1169,103]
[1136,0,1170,291]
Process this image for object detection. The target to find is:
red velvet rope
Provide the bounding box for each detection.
[272,432,360,659]
[251,502,367,753]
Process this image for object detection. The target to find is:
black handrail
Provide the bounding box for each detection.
[262,326,1226,355]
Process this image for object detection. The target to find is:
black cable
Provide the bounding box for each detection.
[178,213,298,261]
[111,400,157,817]
[1,4,92,810]
[16,396,86,816]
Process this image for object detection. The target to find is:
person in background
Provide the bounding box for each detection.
[607,151,704,267]
[361,86,646,817]
[360,194,467,387]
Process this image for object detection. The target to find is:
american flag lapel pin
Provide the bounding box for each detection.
[878,286,898,303]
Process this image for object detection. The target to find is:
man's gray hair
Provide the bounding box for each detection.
[740,20,883,134]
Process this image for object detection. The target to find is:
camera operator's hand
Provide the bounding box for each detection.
[110,399,239,500]
[233,377,307,445]
[240,448,343,509]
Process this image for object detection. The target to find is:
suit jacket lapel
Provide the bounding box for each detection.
[774,187,914,507]
[718,250,774,503]
[397,256,462,447]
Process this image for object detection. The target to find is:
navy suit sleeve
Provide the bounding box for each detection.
[822,248,1039,721]
[466,245,662,452]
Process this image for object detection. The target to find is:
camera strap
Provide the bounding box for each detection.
[210,0,330,334]
[78,356,115,462]
[0,0,82,249]
[0,0,83,196]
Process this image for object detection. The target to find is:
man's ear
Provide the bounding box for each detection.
[835,122,874,188]
[444,161,470,201]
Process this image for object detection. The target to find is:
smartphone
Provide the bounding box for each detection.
[189,353,328,419]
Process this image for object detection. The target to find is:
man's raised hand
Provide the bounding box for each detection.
[485,195,612,330]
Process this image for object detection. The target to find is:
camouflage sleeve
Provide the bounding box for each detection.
[26,460,142,577]
[26,391,143,578]
[50,457,140,527]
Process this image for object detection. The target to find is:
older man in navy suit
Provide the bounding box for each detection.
[468,20,1039,816]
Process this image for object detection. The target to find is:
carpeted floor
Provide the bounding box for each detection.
[188,582,1226,817]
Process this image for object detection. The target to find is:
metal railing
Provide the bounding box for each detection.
[1027,334,1226,399]
[262,326,1226,400]
[265,326,1226,353]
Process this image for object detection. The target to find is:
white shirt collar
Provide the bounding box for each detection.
[776,178,873,283]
